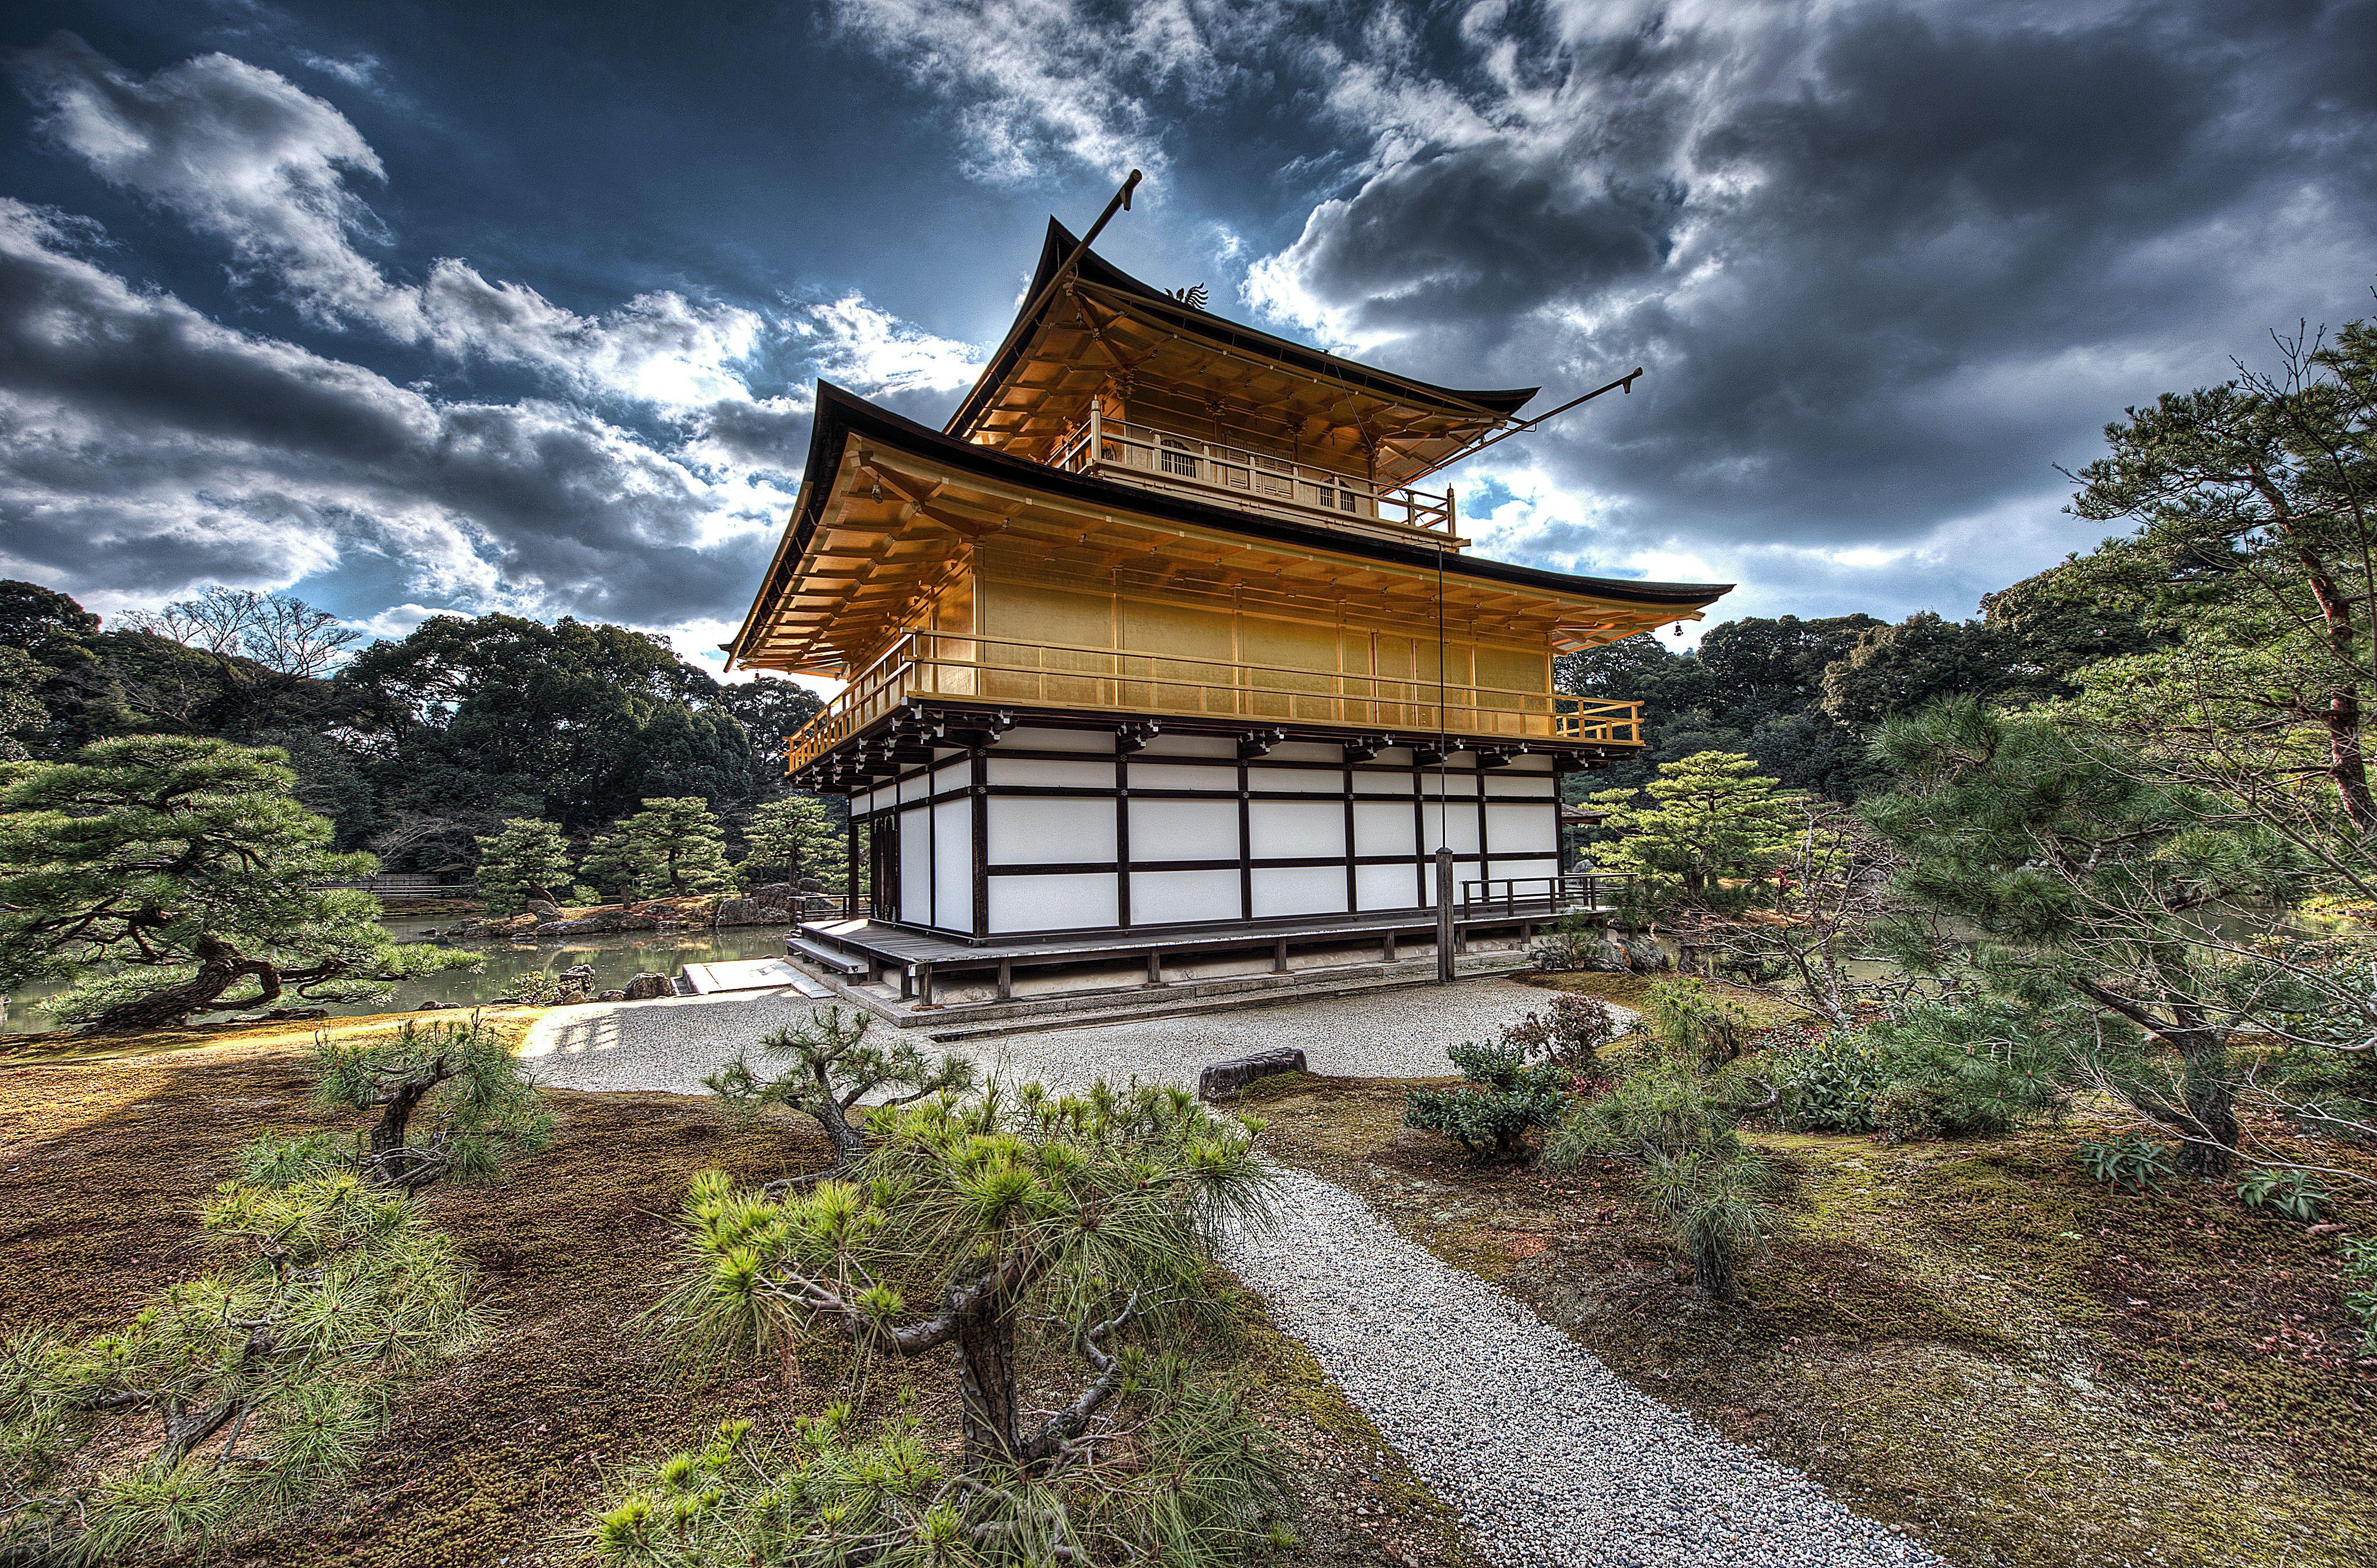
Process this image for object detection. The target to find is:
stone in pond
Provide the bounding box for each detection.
[621,972,674,1001]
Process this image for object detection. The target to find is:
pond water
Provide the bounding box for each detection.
[0,917,799,1034]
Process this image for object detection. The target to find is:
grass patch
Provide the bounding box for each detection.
[1,1038,1460,1568]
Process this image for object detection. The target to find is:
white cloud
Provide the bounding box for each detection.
[808,293,981,395]
[0,198,794,628]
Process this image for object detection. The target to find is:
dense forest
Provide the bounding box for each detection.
[0,582,827,875]
[1556,566,2164,801]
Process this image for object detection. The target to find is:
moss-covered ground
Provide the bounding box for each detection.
[0,1022,1461,1568]
[1238,984,2377,1568]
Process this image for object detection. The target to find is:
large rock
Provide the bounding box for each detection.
[595,989,627,1002]
[526,898,565,920]
[622,972,674,1001]
[1197,1048,1308,1102]
[749,882,794,908]
[711,897,767,927]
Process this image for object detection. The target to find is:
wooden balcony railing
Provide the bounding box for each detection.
[1048,413,1459,542]
[785,631,1642,773]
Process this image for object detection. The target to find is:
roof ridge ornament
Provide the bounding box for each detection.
[1168,283,1208,311]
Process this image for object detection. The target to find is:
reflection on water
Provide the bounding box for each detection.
[0,917,799,1034]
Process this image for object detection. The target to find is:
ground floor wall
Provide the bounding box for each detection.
[848,725,1565,940]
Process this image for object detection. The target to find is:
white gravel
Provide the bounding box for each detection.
[1224,1169,1942,1568]
[525,982,1938,1567]
[521,977,1553,1095]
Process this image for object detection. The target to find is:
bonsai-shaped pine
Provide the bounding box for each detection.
[1588,751,1802,918]
[702,1006,974,1182]
[472,817,575,914]
[603,796,738,898]
[656,1081,1274,1477]
[293,1016,552,1193]
[739,795,841,888]
[1404,1035,1571,1160]
[0,1172,483,1566]
[0,736,479,1032]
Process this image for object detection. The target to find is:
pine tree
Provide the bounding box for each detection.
[0,736,477,1031]
[599,797,738,897]
[1589,750,1802,915]
[741,795,841,886]
[472,817,575,913]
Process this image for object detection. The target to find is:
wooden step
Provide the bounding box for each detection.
[786,936,870,978]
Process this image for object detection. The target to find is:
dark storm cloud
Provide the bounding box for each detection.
[1246,0,2377,605]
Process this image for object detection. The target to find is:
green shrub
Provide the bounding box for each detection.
[1405,1040,1570,1159]
[1643,977,1751,1070]
[2236,1167,2331,1222]
[1546,1061,1769,1301]
[1776,1032,1894,1132]
[0,1174,483,1565]
[2077,1134,2173,1191]
[1502,992,1626,1075]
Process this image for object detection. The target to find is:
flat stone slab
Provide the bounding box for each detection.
[681,959,831,997]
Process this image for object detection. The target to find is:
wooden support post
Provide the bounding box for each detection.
[1435,847,1456,984]
[1272,937,1290,974]
[1146,949,1165,987]
[899,964,914,1002]
[1382,929,1397,962]
[864,956,881,985]
[916,962,936,1009]
[996,956,1013,1001]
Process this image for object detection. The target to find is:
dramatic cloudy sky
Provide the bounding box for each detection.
[3,1,2374,671]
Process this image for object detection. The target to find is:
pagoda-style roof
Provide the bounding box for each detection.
[945,221,1538,486]
[725,383,1731,678]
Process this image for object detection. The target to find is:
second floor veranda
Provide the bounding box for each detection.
[784,628,1643,776]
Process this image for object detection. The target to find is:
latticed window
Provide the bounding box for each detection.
[1159,437,1198,478]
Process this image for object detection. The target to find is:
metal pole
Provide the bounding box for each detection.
[1435,847,1456,984]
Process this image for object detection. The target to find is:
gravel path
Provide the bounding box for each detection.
[1224,1169,1942,1568]
[520,978,1551,1095]
[525,983,1936,1567]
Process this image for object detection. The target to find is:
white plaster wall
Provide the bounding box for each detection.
[932,761,970,795]
[1130,868,1241,924]
[898,806,930,919]
[1267,741,1343,764]
[1493,773,1557,797]
[931,799,970,930]
[988,756,1113,788]
[1486,802,1558,855]
[1248,800,1345,860]
[1353,770,1416,795]
[1417,800,1481,854]
[1259,767,1345,793]
[1353,801,1416,857]
[1251,865,1347,917]
[1002,727,1112,752]
[1136,734,1237,758]
[1127,761,1235,791]
[988,797,1115,864]
[1355,862,1424,911]
[1423,771,1481,797]
[990,872,1117,933]
[1129,798,1239,860]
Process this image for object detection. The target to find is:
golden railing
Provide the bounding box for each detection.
[1047,414,1457,539]
[785,631,1642,773]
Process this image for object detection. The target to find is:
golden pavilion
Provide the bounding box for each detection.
[726,218,1730,1008]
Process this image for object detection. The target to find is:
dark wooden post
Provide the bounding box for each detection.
[1434,847,1456,984]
